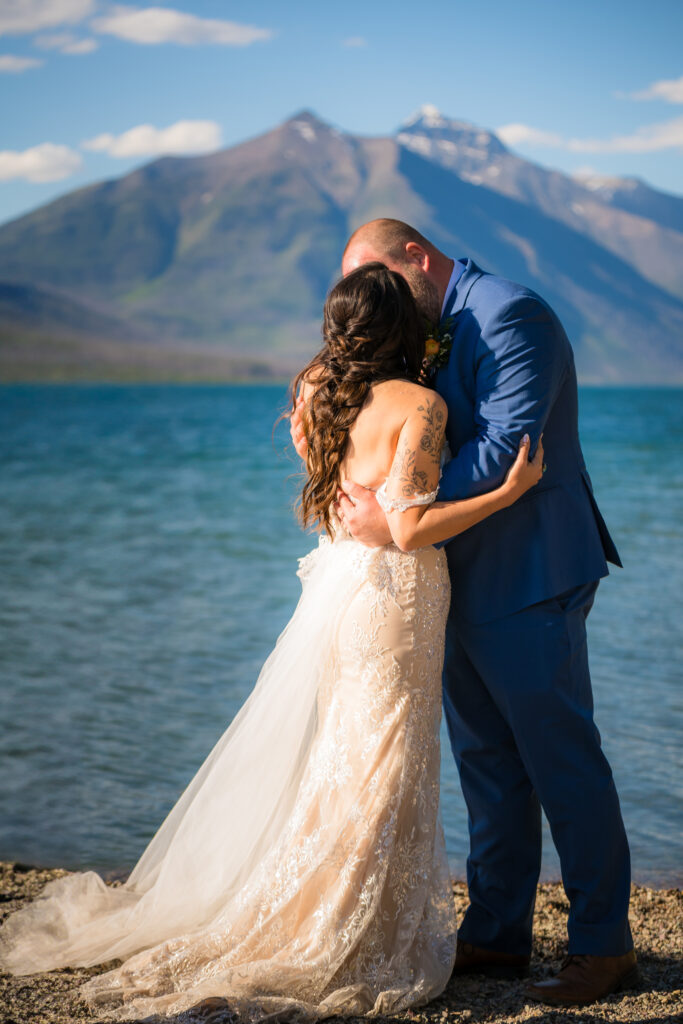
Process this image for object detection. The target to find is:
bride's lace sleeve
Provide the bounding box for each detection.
[377,395,448,514]
[375,481,438,513]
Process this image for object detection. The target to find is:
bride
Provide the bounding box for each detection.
[0,263,542,1020]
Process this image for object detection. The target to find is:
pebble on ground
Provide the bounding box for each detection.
[0,862,681,1024]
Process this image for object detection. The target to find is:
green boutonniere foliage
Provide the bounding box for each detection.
[422,316,455,380]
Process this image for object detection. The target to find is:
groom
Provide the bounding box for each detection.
[292,219,636,1007]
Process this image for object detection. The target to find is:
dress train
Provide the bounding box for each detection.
[0,529,455,1019]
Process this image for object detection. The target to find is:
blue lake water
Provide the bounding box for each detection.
[0,384,681,885]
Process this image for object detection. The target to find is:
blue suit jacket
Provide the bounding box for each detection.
[435,259,621,625]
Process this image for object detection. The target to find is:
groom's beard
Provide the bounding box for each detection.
[401,267,442,325]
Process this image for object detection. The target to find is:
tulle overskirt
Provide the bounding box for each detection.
[0,534,455,1019]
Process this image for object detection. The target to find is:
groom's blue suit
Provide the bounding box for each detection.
[435,259,632,957]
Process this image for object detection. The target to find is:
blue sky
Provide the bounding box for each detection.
[1,0,682,226]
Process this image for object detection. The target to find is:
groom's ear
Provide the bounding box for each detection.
[404,242,429,271]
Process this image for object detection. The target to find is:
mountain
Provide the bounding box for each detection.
[0,280,274,382]
[0,108,682,383]
[573,172,683,236]
[0,113,359,371]
[397,106,683,303]
[0,281,132,338]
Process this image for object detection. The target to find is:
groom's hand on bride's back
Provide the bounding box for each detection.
[336,482,393,547]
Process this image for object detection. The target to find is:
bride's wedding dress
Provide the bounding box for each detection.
[0,514,455,1020]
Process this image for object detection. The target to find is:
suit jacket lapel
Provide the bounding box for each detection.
[441,259,484,322]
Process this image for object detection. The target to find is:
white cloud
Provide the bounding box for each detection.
[82,119,222,158]
[343,36,367,48]
[628,75,683,104]
[35,32,98,53]
[0,0,93,36]
[497,123,563,147]
[61,35,97,53]
[0,142,82,182]
[0,53,42,71]
[568,116,683,153]
[498,116,683,154]
[91,5,272,46]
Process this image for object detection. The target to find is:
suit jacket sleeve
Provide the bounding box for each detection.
[438,294,569,503]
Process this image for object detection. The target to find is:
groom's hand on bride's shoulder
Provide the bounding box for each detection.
[336,481,393,547]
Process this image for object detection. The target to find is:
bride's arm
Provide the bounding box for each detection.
[383,396,543,552]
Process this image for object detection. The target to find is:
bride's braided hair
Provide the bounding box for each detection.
[291,262,426,532]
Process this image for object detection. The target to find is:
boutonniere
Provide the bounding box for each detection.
[422,316,455,379]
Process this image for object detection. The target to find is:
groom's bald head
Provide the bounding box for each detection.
[343,219,435,270]
[342,219,452,323]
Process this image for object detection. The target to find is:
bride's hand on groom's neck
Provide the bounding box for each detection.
[336,481,393,547]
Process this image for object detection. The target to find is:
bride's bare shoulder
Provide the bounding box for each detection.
[372,379,447,420]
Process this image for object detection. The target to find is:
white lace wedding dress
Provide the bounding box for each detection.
[0,513,455,1020]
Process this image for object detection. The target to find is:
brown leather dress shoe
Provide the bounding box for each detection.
[452,939,530,979]
[525,950,639,1006]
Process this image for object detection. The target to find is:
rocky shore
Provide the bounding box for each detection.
[0,862,681,1024]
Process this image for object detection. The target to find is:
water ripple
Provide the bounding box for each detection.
[0,384,680,884]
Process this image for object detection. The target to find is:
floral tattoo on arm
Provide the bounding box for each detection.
[390,400,445,497]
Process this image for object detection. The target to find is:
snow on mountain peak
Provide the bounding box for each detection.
[419,103,445,124]
[402,104,447,129]
[292,120,316,143]
[398,109,508,159]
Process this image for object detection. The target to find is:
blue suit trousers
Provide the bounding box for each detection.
[443,579,633,956]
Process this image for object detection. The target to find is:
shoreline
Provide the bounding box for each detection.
[4,856,681,893]
[1,862,681,1023]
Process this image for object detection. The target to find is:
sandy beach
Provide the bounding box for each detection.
[0,861,680,1024]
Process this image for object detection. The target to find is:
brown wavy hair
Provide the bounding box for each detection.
[291,261,426,532]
